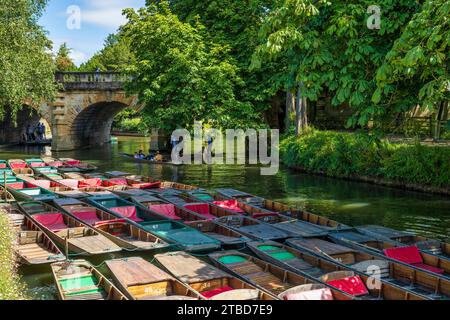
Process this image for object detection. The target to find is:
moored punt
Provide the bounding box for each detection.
[15,175,86,199]
[247,240,429,300]
[0,202,65,265]
[155,252,273,300]
[287,237,450,299]
[0,160,8,169]
[5,177,57,201]
[131,195,249,246]
[18,201,121,255]
[54,198,169,252]
[58,158,98,172]
[8,159,28,171]
[215,188,350,232]
[328,230,450,278]
[356,225,450,260]
[86,195,221,252]
[41,157,64,168]
[208,251,354,300]
[25,158,46,168]
[105,257,201,300]
[215,215,289,241]
[182,202,238,220]
[52,260,127,300]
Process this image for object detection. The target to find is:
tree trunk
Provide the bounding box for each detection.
[285,92,294,132]
[295,86,308,135]
[434,101,448,139]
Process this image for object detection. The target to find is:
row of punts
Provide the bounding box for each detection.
[0,158,449,300]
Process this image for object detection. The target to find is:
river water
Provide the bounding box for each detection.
[1,136,449,299]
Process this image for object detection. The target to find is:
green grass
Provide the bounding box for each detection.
[280,130,450,189]
[0,209,27,300]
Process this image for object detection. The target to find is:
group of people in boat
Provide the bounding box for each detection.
[22,122,47,142]
[134,150,164,162]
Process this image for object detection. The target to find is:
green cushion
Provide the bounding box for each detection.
[257,245,280,252]
[219,255,247,264]
[59,275,98,292]
[268,251,296,261]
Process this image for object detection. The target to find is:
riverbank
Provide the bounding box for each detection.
[0,208,26,300]
[280,130,450,196]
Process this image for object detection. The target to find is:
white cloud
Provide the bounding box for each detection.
[70,50,88,65]
[80,0,143,30]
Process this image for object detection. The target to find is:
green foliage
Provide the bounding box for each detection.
[112,108,146,133]
[55,43,76,71]
[79,34,135,72]
[0,210,27,300]
[281,130,450,188]
[121,1,263,131]
[375,0,450,112]
[0,0,57,119]
[253,0,420,127]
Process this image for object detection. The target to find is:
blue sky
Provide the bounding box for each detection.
[39,0,145,66]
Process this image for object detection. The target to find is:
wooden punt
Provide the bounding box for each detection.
[52,260,127,300]
[155,252,273,300]
[0,160,9,169]
[87,195,221,252]
[131,195,249,246]
[58,158,98,172]
[54,198,168,252]
[0,203,65,265]
[5,177,57,202]
[357,225,450,260]
[287,237,450,299]
[18,201,122,255]
[248,240,427,300]
[215,215,289,241]
[25,158,46,168]
[328,230,450,278]
[8,159,30,176]
[15,175,87,199]
[215,188,350,232]
[41,157,64,168]
[105,257,201,300]
[208,251,354,300]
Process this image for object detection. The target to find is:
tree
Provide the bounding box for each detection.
[79,34,135,72]
[374,0,449,137]
[252,0,420,133]
[0,0,57,119]
[121,1,262,131]
[55,43,76,71]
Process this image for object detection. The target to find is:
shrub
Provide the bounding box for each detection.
[281,130,450,189]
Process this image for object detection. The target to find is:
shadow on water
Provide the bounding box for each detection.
[1,136,449,299]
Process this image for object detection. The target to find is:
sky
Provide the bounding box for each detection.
[38,0,146,66]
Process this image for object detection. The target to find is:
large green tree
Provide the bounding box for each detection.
[79,34,135,72]
[0,0,57,118]
[121,1,262,131]
[252,0,420,130]
[374,0,449,132]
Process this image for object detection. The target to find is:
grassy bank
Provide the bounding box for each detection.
[280,130,450,193]
[0,209,26,300]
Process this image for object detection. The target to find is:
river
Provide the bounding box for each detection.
[1,136,449,299]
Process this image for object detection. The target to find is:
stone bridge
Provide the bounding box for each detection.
[0,72,142,151]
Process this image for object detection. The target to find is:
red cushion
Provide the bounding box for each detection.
[31,180,52,189]
[59,179,80,189]
[411,263,445,275]
[109,178,128,186]
[110,206,143,222]
[72,210,100,225]
[10,163,26,169]
[131,182,161,189]
[283,288,334,301]
[79,178,102,188]
[327,276,369,297]
[384,246,423,264]
[149,204,181,220]
[213,200,244,213]
[201,286,234,299]
[0,164,6,168]
[7,182,26,189]
[64,160,81,165]
[184,203,216,220]
[48,161,63,167]
[34,213,67,231]
[30,163,45,167]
